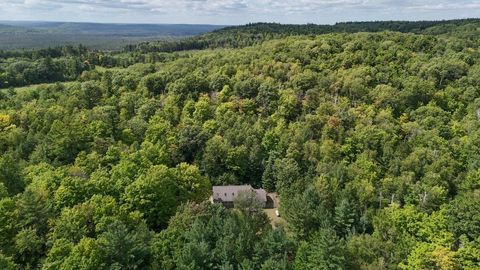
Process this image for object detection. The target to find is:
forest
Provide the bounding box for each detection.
[0,19,480,269]
[0,21,224,50]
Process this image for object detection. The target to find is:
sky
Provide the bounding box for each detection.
[0,0,479,25]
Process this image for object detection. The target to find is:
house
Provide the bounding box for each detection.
[211,185,267,208]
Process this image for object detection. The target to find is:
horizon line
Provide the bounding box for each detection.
[1,17,479,27]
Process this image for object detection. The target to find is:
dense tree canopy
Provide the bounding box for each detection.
[0,20,479,269]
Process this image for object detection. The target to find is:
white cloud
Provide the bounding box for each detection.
[0,0,479,24]
[3,0,478,13]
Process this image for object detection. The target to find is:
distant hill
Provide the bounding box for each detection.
[0,21,226,50]
[130,19,480,53]
[0,24,34,33]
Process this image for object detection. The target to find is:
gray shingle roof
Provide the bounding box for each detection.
[212,185,267,202]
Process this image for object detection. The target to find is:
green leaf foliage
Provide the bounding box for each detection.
[0,20,479,269]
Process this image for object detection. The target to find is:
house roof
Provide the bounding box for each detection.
[212,185,267,203]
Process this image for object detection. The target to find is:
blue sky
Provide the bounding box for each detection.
[1,0,479,25]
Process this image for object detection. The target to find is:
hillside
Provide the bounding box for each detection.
[0,20,479,269]
[0,21,225,50]
[129,19,480,52]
